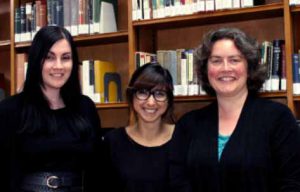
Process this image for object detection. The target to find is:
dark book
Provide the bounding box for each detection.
[14,7,21,42]
[271,39,284,91]
[104,72,122,102]
[20,4,26,41]
[56,0,64,27]
[31,3,36,37]
[292,53,300,94]
[280,42,286,90]
[47,0,54,25]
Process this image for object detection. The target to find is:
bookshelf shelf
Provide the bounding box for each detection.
[174,91,287,102]
[74,31,128,46]
[15,31,129,49]
[259,91,287,98]
[291,5,300,12]
[175,95,215,102]
[95,102,128,109]
[294,96,300,101]
[0,40,10,50]
[132,3,283,29]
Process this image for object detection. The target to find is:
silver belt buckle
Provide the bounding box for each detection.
[46,175,59,189]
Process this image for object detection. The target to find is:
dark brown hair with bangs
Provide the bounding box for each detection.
[126,62,174,122]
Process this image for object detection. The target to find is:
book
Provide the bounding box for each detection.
[99,0,117,33]
[292,53,300,95]
[15,7,21,42]
[93,60,116,103]
[104,72,122,102]
[271,39,284,91]
[16,54,28,93]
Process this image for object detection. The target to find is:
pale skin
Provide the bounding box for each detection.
[126,91,174,147]
[207,39,248,136]
[41,39,73,110]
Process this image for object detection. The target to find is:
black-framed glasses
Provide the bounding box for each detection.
[133,88,168,102]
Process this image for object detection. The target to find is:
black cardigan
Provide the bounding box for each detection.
[169,96,300,192]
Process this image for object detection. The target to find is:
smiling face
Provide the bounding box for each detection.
[133,87,169,124]
[207,39,248,98]
[42,39,73,94]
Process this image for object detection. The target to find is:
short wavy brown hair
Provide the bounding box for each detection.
[194,27,267,96]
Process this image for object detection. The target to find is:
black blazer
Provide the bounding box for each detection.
[170,95,300,192]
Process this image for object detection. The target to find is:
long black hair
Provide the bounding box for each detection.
[19,26,91,137]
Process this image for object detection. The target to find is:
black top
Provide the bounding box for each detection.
[103,127,172,192]
[169,95,300,192]
[0,93,101,192]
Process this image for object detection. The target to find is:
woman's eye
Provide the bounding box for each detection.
[45,55,55,60]
[62,55,71,61]
[210,59,222,64]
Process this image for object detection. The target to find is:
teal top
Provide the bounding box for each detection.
[218,134,230,161]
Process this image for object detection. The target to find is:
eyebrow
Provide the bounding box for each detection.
[47,51,71,56]
[209,55,243,59]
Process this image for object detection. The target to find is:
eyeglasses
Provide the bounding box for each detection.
[133,88,168,102]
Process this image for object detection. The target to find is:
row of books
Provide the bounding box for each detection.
[132,0,263,21]
[261,40,286,92]
[136,49,207,96]
[81,60,122,103]
[292,50,300,95]
[290,0,300,5]
[135,39,287,96]
[15,0,118,42]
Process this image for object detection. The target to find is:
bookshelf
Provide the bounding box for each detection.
[290,5,300,117]
[2,0,300,129]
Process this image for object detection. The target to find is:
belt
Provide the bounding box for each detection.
[21,172,83,192]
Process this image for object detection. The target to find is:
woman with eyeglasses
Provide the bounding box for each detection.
[102,63,175,192]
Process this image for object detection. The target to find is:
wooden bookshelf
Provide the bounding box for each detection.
[3,0,300,127]
[291,5,300,118]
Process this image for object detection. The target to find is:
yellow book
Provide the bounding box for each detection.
[94,60,117,103]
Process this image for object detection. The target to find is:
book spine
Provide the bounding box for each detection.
[292,53,300,94]
[15,7,21,42]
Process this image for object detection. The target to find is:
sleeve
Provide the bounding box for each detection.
[0,98,21,191]
[169,114,193,192]
[270,105,300,191]
[81,97,102,192]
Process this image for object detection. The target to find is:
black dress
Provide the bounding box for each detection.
[0,93,101,192]
[103,127,172,192]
